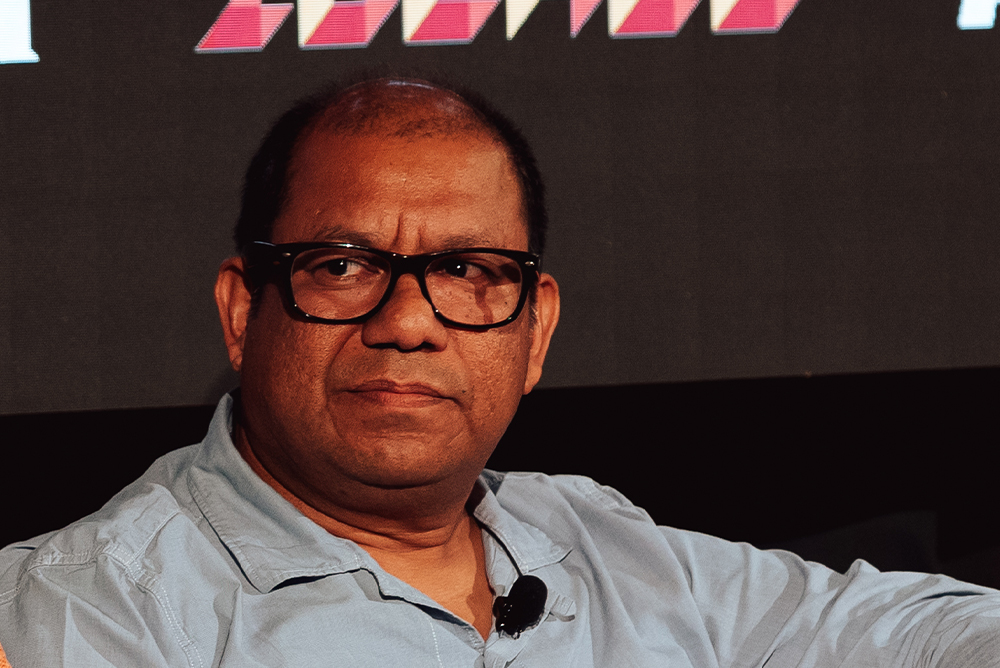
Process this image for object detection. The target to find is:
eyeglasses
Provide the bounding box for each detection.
[244,241,540,331]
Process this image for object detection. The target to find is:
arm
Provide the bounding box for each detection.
[662,527,1000,667]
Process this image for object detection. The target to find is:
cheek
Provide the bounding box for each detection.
[240,297,350,426]
[462,327,533,430]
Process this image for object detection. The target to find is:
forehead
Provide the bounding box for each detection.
[275,91,528,250]
[311,80,490,138]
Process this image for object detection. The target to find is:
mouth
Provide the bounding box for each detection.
[347,379,452,407]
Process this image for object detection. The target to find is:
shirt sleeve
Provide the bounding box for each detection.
[659,526,1000,668]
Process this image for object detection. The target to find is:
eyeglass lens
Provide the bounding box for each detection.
[289,248,524,326]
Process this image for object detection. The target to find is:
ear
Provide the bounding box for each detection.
[215,257,253,372]
[523,273,560,395]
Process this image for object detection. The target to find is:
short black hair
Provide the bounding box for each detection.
[234,77,548,258]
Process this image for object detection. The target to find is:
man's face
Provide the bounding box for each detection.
[219,118,558,513]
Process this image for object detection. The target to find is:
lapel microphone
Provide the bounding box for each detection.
[493,575,548,638]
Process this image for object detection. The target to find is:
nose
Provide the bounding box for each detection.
[360,274,448,351]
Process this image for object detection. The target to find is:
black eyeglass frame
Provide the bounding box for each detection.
[244,241,541,331]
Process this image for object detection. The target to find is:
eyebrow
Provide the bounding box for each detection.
[311,226,507,251]
[312,227,376,246]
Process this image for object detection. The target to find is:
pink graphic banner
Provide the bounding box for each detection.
[406,0,501,43]
[193,0,805,52]
[302,0,399,47]
[196,0,294,52]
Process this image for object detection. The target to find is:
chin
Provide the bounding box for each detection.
[339,439,483,490]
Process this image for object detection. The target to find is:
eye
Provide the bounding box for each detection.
[439,259,484,280]
[294,249,386,288]
[319,258,365,277]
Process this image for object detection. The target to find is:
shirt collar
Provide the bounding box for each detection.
[472,470,571,574]
[187,395,370,592]
[186,394,569,593]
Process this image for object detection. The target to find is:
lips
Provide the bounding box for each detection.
[346,379,453,407]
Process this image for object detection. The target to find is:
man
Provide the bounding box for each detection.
[1,77,999,666]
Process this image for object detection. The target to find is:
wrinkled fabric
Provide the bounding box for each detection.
[1,395,998,667]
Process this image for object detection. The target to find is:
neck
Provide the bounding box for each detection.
[234,425,495,637]
[234,422,476,546]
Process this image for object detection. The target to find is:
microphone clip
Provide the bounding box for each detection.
[493,575,548,638]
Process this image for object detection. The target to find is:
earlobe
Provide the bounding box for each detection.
[523,273,560,395]
[215,257,253,372]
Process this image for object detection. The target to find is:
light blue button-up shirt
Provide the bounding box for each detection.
[2,395,999,667]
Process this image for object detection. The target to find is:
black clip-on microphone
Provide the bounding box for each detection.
[493,575,548,638]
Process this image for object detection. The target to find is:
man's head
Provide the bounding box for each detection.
[214,79,560,522]
[234,78,548,259]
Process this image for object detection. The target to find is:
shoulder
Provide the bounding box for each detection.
[487,470,667,552]
[490,470,652,518]
[0,444,203,597]
[487,470,827,587]
[0,444,223,666]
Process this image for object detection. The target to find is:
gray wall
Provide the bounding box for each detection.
[2,0,998,414]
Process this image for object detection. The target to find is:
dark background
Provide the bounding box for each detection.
[4,368,999,586]
[2,1,998,583]
[3,0,1000,413]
